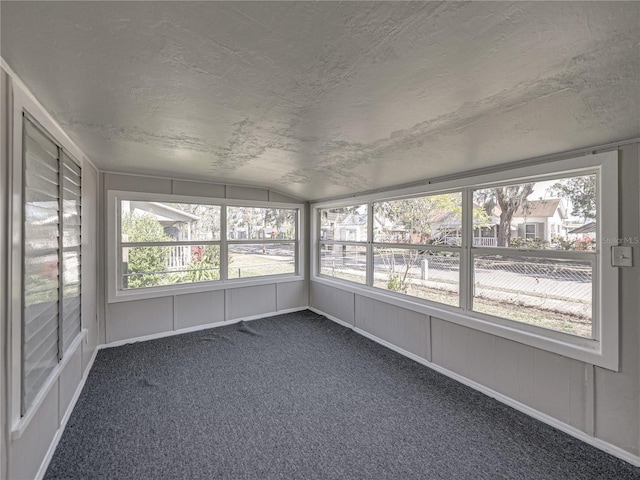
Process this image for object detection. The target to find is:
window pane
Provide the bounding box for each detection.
[122,245,220,288]
[227,207,296,240]
[319,244,366,284]
[473,174,596,250]
[473,255,592,338]
[23,119,60,414]
[228,243,295,278]
[320,205,367,242]
[373,248,459,306]
[121,201,221,243]
[61,153,81,354]
[373,193,462,245]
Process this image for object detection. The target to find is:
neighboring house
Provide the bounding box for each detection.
[567,221,597,240]
[334,213,368,242]
[511,198,568,242]
[122,200,200,267]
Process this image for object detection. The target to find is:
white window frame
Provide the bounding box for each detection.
[311,152,619,370]
[107,191,304,303]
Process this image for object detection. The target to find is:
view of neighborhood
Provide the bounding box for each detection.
[116,174,596,338]
[319,173,597,338]
[120,202,297,288]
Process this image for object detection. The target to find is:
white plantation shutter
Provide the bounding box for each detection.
[22,117,81,414]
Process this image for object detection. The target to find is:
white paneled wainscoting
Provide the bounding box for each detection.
[308,280,640,468]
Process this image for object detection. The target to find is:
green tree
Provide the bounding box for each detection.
[547,175,596,220]
[122,212,171,288]
[375,193,465,293]
[183,245,221,282]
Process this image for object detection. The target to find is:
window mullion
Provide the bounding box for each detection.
[460,188,473,311]
[366,203,374,286]
[220,205,228,281]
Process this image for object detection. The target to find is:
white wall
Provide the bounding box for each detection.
[99,173,308,346]
[1,65,100,480]
[310,143,640,465]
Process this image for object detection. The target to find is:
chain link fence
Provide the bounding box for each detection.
[320,249,592,320]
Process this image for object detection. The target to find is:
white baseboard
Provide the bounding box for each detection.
[101,307,308,349]
[35,344,100,480]
[311,307,640,468]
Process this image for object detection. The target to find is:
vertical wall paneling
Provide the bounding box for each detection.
[226,185,269,201]
[268,190,301,203]
[103,173,171,194]
[354,296,430,360]
[172,180,225,198]
[102,173,308,345]
[105,297,173,343]
[10,386,58,480]
[57,347,81,424]
[310,282,355,326]
[276,282,306,311]
[173,291,225,330]
[225,284,276,321]
[593,144,640,455]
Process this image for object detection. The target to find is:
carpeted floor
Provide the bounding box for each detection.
[46,310,640,479]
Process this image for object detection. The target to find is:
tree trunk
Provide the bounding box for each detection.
[497,212,514,247]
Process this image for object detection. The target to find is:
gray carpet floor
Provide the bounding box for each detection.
[46,310,640,479]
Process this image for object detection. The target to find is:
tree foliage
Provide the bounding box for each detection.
[547,175,596,220]
[121,212,171,288]
[375,193,464,293]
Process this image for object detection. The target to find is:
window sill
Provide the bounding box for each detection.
[108,274,304,304]
[311,275,617,371]
[11,329,88,440]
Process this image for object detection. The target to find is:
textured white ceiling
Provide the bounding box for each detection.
[2,1,639,200]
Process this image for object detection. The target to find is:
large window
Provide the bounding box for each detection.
[471,174,597,339]
[372,193,462,306]
[227,207,297,278]
[22,117,82,414]
[120,201,221,288]
[319,205,367,284]
[111,195,301,298]
[313,153,618,368]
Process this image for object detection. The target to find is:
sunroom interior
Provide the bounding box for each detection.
[1,2,639,479]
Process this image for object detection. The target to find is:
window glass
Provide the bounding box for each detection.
[122,244,221,288]
[373,193,462,245]
[320,244,366,284]
[472,254,593,338]
[121,202,221,243]
[320,205,367,242]
[227,207,296,240]
[373,248,459,306]
[228,243,295,278]
[473,174,596,250]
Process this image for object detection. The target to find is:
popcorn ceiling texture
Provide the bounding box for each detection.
[2,1,639,199]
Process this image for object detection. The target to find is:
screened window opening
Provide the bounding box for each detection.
[115,201,300,290]
[120,202,221,288]
[226,207,298,279]
[316,170,602,342]
[471,173,598,338]
[319,205,367,283]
